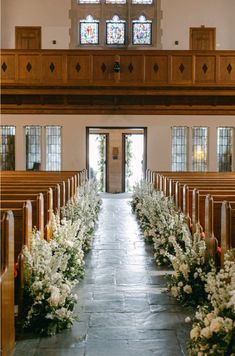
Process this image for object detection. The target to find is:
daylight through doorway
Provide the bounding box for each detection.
[124,133,144,192]
[88,134,107,192]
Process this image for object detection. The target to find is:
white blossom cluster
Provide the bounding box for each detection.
[132,181,235,355]
[132,181,190,265]
[62,180,102,251]
[189,250,235,355]
[166,225,212,306]
[23,180,102,335]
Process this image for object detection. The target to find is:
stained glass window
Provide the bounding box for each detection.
[192,127,208,171]
[132,0,152,4]
[79,0,100,3]
[25,126,41,170]
[132,16,152,45]
[106,0,126,3]
[217,127,233,172]
[171,127,188,171]
[80,15,99,45]
[46,126,61,171]
[106,15,126,45]
[0,126,15,171]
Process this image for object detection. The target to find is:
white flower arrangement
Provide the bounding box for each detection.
[166,224,213,306]
[23,232,78,336]
[132,181,191,265]
[188,249,235,355]
[23,180,101,336]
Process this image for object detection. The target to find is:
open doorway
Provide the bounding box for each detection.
[123,133,144,192]
[87,127,146,193]
[88,133,108,192]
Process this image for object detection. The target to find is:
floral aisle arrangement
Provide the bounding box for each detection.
[23,232,78,336]
[166,224,213,306]
[188,249,235,355]
[131,181,190,265]
[23,180,102,335]
[62,180,102,251]
[132,180,235,355]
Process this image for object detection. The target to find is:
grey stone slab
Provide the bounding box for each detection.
[127,339,183,356]
[83,299,124,313]
[13,338,40,352]
[85,340,131,356]
[14,349,37,356]
[136,311,182,330]
[89,312,136,328]
[34,348,85,356]
[87,326,137,340]
[38,322,88,349]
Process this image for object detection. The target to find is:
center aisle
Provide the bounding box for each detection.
[17,195,191,355]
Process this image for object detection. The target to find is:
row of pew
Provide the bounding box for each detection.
[146,170,235,265]
[0,169,87,356]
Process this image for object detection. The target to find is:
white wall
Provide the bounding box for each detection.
[2,114,235,171]
[161,0,235,49]
[1,0,234,49]
[1,0,71,48]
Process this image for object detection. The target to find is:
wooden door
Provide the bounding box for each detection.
[15,27,41,49]
[190,27,216,50]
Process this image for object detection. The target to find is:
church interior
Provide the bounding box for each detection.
[1,0,235,355]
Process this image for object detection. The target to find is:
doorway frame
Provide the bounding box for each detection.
[122,131,146,192]
[86,126,147,193]
[15,26,42,49]
[86,129,109,192]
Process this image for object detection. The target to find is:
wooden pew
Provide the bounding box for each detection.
[0,194,44,238]
[221,201,235,265]
[0,201,32,263]
[0,211,15,356]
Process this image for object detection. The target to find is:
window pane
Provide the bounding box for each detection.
[132,0,152,3]
[171,127,188,171]
[217,127,233,172]
[133,16,152,45]
[46,126,61,171]
[192,127,208,171]
[0,126,15,171]
[106,0,126,3]
[25,126,41,170]
[106,16,125,45]
[79,0,100,3]
[80,16,99,44]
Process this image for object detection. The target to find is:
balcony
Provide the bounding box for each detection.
[1,49,235,114]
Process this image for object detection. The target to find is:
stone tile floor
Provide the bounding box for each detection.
[14,195,192,356]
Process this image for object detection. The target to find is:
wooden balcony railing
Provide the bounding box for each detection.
[1,49,235,114]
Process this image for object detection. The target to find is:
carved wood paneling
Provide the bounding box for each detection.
[41,55,64,82]
[219,56,235,83]
[67,55,91,82]
[18,54,41,82]
[1,55,16,82]
[145,55,168,83]
[92,55,116,82]
[119,55,144,82]
[195,55,216,83]
[170,55,193,84]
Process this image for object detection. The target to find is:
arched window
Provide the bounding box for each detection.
[80,15,99,44]
[70,0,161,48]
[132,15,152,45]
[106,15,126,45]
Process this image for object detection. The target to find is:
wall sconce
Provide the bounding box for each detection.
[112,147,119,160]
[113,61,121,73]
